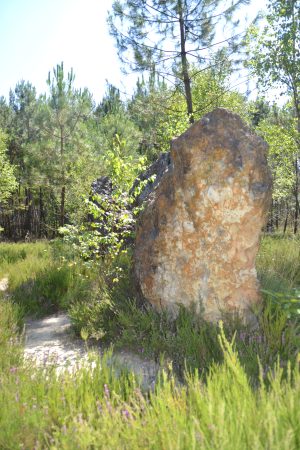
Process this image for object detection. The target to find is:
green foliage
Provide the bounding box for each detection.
[69,284,113,340]
[247,0,300,100]
[192,66,249,122]
[128,76,187,156]
[93,83,142,159]
[247,0,300,234]
[102,135,147,191]
[258,120,298,200]
[60,137,147,282]
[109,0,249,119]
[35,63,95,225]
[0,130,17,204]
[129,67,250,156]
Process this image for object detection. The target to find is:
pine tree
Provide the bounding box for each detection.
[108,0,250,123]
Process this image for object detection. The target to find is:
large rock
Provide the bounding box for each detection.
[134,108,272,323]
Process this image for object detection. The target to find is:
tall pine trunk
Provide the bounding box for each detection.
[178,0,194,124]
[294,107,300,234]
[60,186,65,228]
[59,125,66,228]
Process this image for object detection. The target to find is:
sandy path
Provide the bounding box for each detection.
[2,275,158,386]
[0,276,9,292]
[24,314,87,368]
[24,313,159,388]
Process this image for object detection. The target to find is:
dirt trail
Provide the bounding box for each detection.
[0,276,9,292]
[24,314,87,369]
[24,313,159,388]
[2,274,158,387]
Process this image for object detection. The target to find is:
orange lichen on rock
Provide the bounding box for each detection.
[134,108,272,323]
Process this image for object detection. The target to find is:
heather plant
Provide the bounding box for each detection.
[0,237,300,448]
[1,319,300,449]
[73,235,300,381]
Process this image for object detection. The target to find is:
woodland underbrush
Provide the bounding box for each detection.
[0,235,300,448]
[0,305,300,449]
[69,234,300,381]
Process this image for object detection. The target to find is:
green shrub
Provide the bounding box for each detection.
[69,285,114,340]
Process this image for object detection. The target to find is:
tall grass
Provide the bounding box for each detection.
[256,235,300,291]
[0,299,23,371]
[0,241,95,316]
[68,235,300,381]
[0,236,300,448]
[1,323,300,449]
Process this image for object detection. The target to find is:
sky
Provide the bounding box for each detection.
[0,0,267,104]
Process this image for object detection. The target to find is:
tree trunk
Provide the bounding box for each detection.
[59,126,66,228]
[60,186,65,227]
[293,67,300,234]
[283,202,289,234]
[275,200,279,230]
[25,187,32,235]
[178,2,194,124]
[39,187,45,238]
[294,158,299,234]
[268,199,274,232]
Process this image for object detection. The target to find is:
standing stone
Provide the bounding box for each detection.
[134,108,272,323]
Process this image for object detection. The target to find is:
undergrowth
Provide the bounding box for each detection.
[68,235,300,381]
[0,241,96,316]
[0,235,300,448]
[1,319,300,449]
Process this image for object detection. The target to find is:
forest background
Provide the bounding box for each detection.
[0,0,299,240]
[0,2,300,446]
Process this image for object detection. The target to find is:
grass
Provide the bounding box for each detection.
[256,234,300,291]
[68,235,300,382]
[1,317,300,449]
[0,235,300,448]
[0,240,95,316]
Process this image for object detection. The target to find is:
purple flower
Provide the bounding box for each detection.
[9,367,17,374]
[256,335,263,344]
[96,400,102,413]
[122,409,131,419]
[106,400,112,414]
[239,332,247,342]
[104,384,110,399]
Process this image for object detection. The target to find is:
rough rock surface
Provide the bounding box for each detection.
[90,176,113,203]
[130,152,171,205]
[134,108,272,323]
